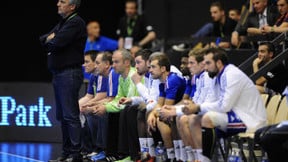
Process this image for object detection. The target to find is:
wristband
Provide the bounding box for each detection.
[175,105,184,116]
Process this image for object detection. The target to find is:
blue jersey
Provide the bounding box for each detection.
[159,72,186,103]
[107,68,120,97]
[96,75,108,93]
[84,36,118,52]
[87,74,108,95]
[87,74,98,95]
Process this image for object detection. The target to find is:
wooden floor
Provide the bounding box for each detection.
[0,142,62,162]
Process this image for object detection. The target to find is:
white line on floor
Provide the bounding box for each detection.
[0,151,44,162]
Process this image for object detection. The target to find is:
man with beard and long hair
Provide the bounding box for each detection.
[180,47,267,162]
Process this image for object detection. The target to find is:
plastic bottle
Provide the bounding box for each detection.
[261,152,269,162]
[140,142,149,160]
[228,149,236,162]
[228,142,242,162]
[234,149,242,162]
[155,141,166,162]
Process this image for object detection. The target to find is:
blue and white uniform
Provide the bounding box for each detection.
[107,67,120,97]
[87,74,98,95]
[159,72,186,104]
[87,74,108,95]
[192,71,216,105]
[200,64,266,133]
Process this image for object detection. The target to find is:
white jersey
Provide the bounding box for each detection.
[200,64,267,132]
[192,71,217,105]
[170,65,183,78]
[131,72,159,111]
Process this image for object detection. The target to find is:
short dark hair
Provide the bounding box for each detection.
[84,50,99,61]
[99,51,113,65]
[210,1,224,11]
[135,49,152,61]
[259,41,275,54]
[204,47,229,65]
[149,52,171,71]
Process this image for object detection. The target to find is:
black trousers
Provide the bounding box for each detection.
[118,105,141,160]
[105,113,120,156]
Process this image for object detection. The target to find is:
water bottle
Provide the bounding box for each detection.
[234,149,242,162]
[228,149,236,162]
[228,142,242,162]
[261,152,269,162]
[155,141,166,162]
[140,142,149,160]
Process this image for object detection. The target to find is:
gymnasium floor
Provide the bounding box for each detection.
[0,142,62,162]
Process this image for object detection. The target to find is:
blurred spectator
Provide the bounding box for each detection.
[116,0,156,57]
[228,8,241,21]
[205,1,237,48]
[231,0,279,48]
[253,41,288,95]
[185,1,237,49]
[85,20,118,52]
[262,0,288,34]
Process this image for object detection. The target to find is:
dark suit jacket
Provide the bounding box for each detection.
[236,6,280,36]
[40,12,87,71]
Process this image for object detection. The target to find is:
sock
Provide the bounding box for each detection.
[147,137,155,157]
[166,148,175,160]
[194,149,202,161]
[139,138,147,153]
[178,140,187,161]
[173,140,180,160]
[202,127,216,159]
[185,146,194,161]
[79,113,86,128]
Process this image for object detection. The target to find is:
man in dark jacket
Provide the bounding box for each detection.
[39,0,87,161]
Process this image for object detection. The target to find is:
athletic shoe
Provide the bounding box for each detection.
[97,155,121,162]
[114,156,133,162]
[87,151,99,158]
[90,151,106,161]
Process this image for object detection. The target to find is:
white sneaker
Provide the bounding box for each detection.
[87,151,98,158]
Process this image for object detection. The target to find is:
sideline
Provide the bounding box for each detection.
[0,151,44,162]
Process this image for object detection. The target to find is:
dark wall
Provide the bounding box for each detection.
[0,0,124,82]
[0,0,246,82]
